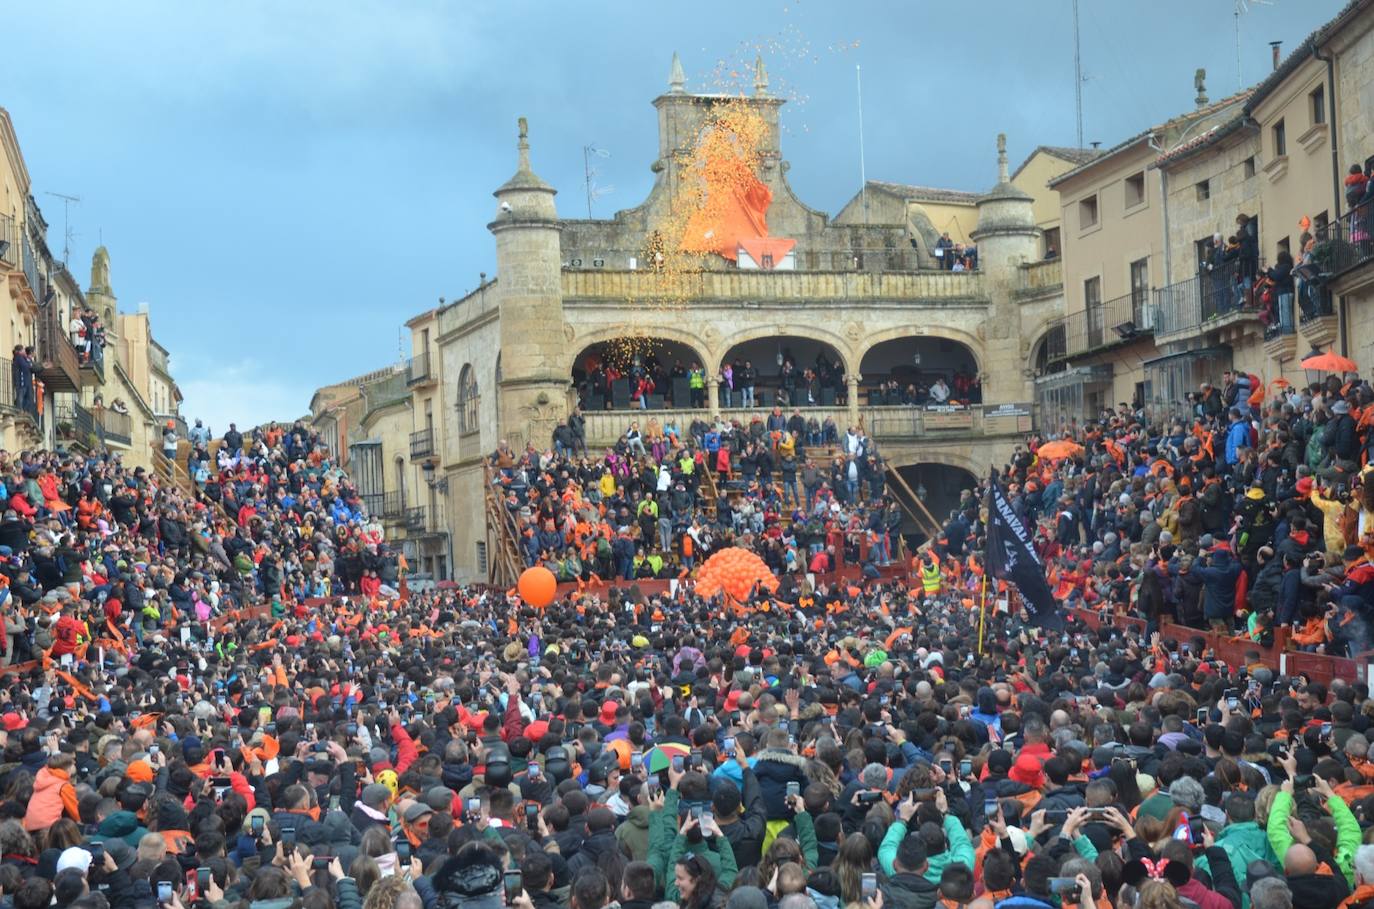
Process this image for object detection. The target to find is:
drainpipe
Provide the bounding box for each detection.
[1313,43,1348,355]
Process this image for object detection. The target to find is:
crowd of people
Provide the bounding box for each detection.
[0,355,1370,909]
[511,413,905,582]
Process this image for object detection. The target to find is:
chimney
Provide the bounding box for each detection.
[1270,41,1282,71]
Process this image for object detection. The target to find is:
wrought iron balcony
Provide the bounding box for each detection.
[409,427,435,459]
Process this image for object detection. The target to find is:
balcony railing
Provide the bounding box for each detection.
[404,506,427,531]
[56,402,95,444]
[36,302,82,393]
[0,356,38,423]
[1154,260,1252,339]
[95,408,132,446]
[361,490,408,520]
[0,215,17,267]
[410,428,435,459]
[406,352,432,386]
[1046,291,1154,361]
[1317,203,1374,277]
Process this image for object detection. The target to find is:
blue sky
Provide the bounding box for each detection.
[5,0,1345,433]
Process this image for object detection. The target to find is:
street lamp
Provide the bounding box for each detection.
[1302,346,1326,390]
[421,459,448,494]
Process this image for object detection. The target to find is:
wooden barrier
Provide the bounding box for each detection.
[1067,607,1371,686]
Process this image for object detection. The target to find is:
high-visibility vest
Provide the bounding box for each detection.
[921,561,942,595]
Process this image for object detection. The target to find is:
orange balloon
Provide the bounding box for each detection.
[695,547,778,602]
[517,566,557,608]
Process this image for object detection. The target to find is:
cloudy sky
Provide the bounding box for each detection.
[5,0,1345,433]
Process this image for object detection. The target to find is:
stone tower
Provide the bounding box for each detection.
[971,134,1040,403]
[490,118,567,452]
[87,246,119,346]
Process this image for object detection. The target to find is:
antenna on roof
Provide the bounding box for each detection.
[1234,0,1275,89]
[857,64,869,224]
[42,191,80,265]
[1072,0,1084,149]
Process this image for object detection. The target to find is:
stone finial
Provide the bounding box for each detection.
[517,117,531,172]
[668,52,686,94]
[1194,68,1208,108]
[997,133,1009,184]
[754,55,770,97]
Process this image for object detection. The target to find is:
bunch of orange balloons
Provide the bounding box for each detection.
[695,547,779,603]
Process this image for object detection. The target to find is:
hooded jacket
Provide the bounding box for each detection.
[750,749,810,820]
[615,804,652,861]
[23,765,80,831]
[881,871,940,909]
[1195,821,1275,909]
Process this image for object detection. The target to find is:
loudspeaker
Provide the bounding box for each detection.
[672,378,691,407]
[820,387,837,405]
[611,379,631,408]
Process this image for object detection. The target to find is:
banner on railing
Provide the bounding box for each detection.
[982,402,1033,434]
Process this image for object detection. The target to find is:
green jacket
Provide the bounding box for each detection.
[1196,821,1276,909]
[617,804,652,862]
[878,816,975,883]
[647,789,739,895]
[1267,790,1361,886]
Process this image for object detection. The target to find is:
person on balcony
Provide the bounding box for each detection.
[1236,214,1259,307]
[929,377,951,405]
[1266,251,1295,334]
[739,361,757,409]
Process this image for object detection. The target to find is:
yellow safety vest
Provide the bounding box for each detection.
[921,561,942,595]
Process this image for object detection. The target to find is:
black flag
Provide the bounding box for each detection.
[984,468,1060,627]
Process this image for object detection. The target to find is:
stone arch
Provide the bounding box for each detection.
[714,322,856,376]
[564,325,712,377]
[857,333,982,404]
[856,325,984,376]
[890,458,979,539]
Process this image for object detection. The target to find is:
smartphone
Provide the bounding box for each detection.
[526,803,540,830]
[959,758,973,777]
[723,737,736,757]
[197,868,212,895]
[186,869,199,901]
[630,751,643,771]
[1197,707,1208,725]
[504,870,524,905]
[345,722,358,737]
[329,795,340,812]
[281,827,296,849]
[157,882,173,904]
[251,815,264,836]
[861,873,877,900]
[396,840,411,861]
[1049,878,1080,896]
[671,754,685,773]
[701,809,714,829]
[1322,722,1333,738]
[985,798,1000,817]
[690,805,703,820]
[149,744,159,756]
[527,763,542,781]
[466,797,481,815]
[1225,688,1239,711]
[689,749,702,770]
[1043,809,1068,824]
[786,781,801,798]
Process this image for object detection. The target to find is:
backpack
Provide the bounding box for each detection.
[1306,431,1326,469]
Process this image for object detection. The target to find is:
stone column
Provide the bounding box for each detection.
[707,378,720,419]
[846,374,861,427]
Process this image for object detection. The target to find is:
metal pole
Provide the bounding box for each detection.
[1235,1,1243,90]
[857,64,868,224]
[583,145,594,219]
[1073,0,1083,149]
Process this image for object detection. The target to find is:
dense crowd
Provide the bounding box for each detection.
[512,414,905,581]
[0,358,1370,909]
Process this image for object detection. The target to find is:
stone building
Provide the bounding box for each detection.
[359,57,1070,584]
[1046,0,1374,425]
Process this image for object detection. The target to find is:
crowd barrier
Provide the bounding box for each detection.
[548,563,913,599]
[1066,607,1372,688]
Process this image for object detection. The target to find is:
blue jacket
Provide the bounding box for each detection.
[1196,550,1242,619]
[1224,420,1250,465]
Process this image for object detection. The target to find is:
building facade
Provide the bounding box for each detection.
[373,60,1070,584]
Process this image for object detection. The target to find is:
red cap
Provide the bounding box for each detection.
[724,690,742,712]
[599,700,620,725]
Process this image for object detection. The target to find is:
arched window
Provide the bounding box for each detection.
[458,365,480,434]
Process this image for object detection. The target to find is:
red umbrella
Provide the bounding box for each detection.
[1300,350,1359,373]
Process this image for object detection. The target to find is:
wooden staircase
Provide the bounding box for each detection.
[150,438,236,522]
[483,461,525,587]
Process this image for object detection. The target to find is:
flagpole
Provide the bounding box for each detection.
[977,569,989,655]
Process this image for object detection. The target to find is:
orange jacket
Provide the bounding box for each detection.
[23,766,80,831]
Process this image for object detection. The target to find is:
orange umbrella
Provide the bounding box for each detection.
[1301,350,1359,373]
[1036,439,1084,460]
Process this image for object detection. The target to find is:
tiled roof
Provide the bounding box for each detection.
[864,180,980,205]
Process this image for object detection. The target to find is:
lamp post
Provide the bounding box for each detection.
[1302,346,1325,390]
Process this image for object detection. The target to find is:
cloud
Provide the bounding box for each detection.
[177,358,315,435]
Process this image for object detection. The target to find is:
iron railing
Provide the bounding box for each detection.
[0,215,17,267]
[361,490,408,520]
[95,408,132,446]
[404,506,427,531]
[56,402,96,443]
[1048,291,1154,360]
[410,428,435,459]
[406,352,432,386]
[1316,203,1374,276]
